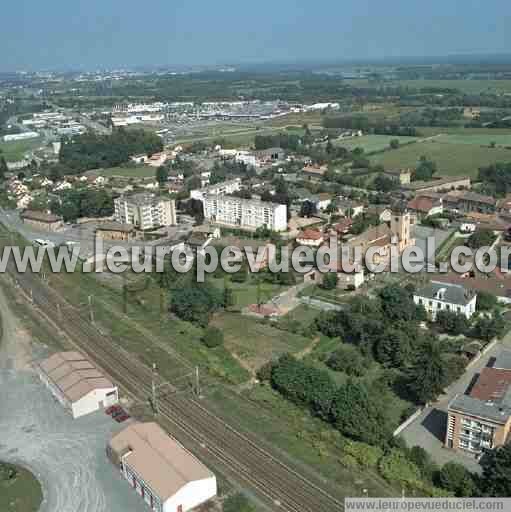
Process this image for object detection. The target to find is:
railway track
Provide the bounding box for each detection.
[7,266,344,512]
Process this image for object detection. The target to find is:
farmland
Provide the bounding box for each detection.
[100,166,155,178]
[370,139,511,177]
[0,138,43,162]
[334,134,418,153]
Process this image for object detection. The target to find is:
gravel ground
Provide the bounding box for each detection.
[0,285,146,512]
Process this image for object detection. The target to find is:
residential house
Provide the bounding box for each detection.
[413,281,477,320]
[96,222,136,241]
[407,195,443,217]
[444,191,496,214]
[21,210,64,232]
[384,168,412,185]
[296,229,325,248]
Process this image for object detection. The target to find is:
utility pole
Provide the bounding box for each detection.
[151,363,159,414]
[195,366,201,397]
[88,295,95,324]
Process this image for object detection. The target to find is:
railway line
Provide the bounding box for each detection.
[6,265,344,512]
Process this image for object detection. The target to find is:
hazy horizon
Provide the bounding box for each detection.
[2,0,510,71]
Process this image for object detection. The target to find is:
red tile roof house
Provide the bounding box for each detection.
[407,195,443,217]
[295,229,325,247]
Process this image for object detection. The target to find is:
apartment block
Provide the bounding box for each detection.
[114,193,176,230]
[203,195,287,232]
[446,350,511,455]
[190,178,242,203]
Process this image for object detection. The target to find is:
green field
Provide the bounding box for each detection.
[335,134,418,153]
[435,133,511,146]
[212,312,312,372]
[0,463,42,512]
[419,126,511,137]
[100,166,155,178]
[0,138,43,162]
[370,139,511,177]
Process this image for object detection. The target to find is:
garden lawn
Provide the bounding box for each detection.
[0,463,42,512]
[335,134,418,153]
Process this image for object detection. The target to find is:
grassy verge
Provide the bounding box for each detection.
[0,463,42,512]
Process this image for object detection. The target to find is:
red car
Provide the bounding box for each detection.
[115,413,130,423]
[105,405,122,416]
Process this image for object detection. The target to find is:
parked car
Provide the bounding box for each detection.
[115,413,130,423]
[105,405,122,416]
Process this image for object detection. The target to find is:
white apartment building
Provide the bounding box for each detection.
[190,178,242,203]
[413,281,477,320]
[203,195,287,231]
[114,193,176,230]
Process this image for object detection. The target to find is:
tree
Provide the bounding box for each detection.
[407,338,448,403]
[169,281,224,327]
[436,462,477,497]
[477,291,498,312]
[471,314,506,343]
[0,156,8,181]
[326,344,368,377]
[436,310,469,336]
[299,200,317,218]
[389,139,400,150]
[156,166,169,186]
[373,174,397,192]
[321,272,338,290]
[481,444,511,497]
[375,327,413,368]
[331,380,390,445]
[414,157,437,181]
[202,326,224,348]
[467,229,496,250]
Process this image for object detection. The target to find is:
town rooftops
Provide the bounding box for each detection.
[109,422,213,500]
[470,367,511,402]
[120,192,162,206]
[402,176,471,191]
[21,209,62,223]
[415,281,476,306]
[38,351,114,403]
[447,191,495,206]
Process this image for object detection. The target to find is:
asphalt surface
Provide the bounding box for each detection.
[0,286,146,512]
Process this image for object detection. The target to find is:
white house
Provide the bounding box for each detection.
[413,281,477,320]
[108,422,217,512]
[296,229,325,247]
[37,351,118,419]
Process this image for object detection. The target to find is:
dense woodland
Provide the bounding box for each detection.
[59,128,163,172]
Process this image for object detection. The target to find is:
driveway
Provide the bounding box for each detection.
[400,336,511,473]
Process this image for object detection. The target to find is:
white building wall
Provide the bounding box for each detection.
[163,477,217,512]
[71,387,119,419]
[413,294,477,320]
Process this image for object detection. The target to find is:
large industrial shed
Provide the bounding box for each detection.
[107,422,217,512]
[37,351,118,419]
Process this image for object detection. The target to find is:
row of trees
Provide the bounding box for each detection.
[50,188,114,221]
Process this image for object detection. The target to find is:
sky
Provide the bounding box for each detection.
[1,0,510,70]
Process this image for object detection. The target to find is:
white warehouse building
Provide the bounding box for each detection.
[114,193,176,230]
[203,195,287,232]
[107,422,217,512]
[37,351,118,419]
[413,281,477,320]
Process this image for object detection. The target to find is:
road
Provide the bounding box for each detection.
[1,246,344,511]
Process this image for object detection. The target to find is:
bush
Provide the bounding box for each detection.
[326,344,368,377]
[342,440,383,469]
[321,272,338,290]
[436,310,469,336]
[379,449,422,486]
[202,326,224,348]
[223,493,256,512]
[436,462,477,497]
